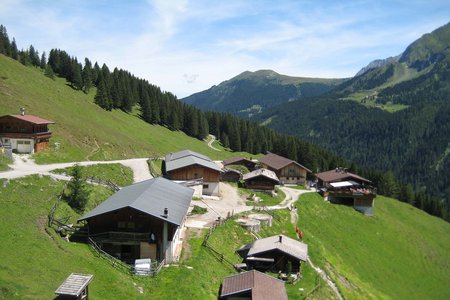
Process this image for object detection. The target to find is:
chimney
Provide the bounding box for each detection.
[20,108,25,116]
[163,208,169,218]
[279,235,282,243]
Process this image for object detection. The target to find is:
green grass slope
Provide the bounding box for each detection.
[0,54,243,163]
[0,176,150,299]
[297,193,450,299]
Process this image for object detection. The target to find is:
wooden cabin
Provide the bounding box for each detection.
[0,111,54,153]
[243,168,279,191]
[316,168,376,215]
[219,270,288,300]
[222,156,257,171]
[237,234,308,274]
[162,150,222,196]
[258,153,311,185]
[78,177,194,264]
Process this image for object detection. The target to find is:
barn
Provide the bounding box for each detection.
[78,177,194,264]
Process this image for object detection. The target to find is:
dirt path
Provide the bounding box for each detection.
[185,184,313,229]
[205,134,221,151]
[0,154,152,183]
[307,257,344,300]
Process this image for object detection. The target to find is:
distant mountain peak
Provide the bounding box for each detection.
[355,56,400,77]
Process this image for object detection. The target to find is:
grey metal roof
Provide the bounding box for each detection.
[165,149,222,173]
[240,234,308,262]
[78,177,194,226]
[243,168,279,183]
[54,273,93,297]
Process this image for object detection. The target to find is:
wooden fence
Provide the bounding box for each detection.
[202,217,236,270]
[85,176,120,191]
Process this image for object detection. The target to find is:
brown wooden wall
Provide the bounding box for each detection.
[244,178,277,190]
[169,165,220,182]
[279,163,307,179]
[87,207,177,241]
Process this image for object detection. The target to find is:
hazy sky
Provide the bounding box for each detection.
[1,0,449,97]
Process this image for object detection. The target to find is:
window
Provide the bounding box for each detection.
[203,184,209,189]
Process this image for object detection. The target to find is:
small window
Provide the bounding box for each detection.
[203,184,209,189]
[127,222,135,229]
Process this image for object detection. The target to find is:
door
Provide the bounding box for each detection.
[17,140,32,153]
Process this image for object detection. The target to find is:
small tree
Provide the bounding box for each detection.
[66,164,89,212]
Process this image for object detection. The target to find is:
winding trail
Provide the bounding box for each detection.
[205,134,221,151]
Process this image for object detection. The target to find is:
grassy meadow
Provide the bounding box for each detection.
[0,55,248,164]
[297,193,450,299]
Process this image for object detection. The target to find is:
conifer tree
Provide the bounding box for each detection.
[65,164,90,212]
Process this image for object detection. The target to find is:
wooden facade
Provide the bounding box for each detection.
[276,162,308,185]
[244,177,278,191]
[167,165,220,182]
[86,207,178,263]
[258,153,310,185]
[0,114,54,153]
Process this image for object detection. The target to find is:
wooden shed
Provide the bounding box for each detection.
[243,168,279,191]
[237,234,308,273]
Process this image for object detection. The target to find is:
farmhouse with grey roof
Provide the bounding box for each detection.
[79,177,194,264]
[163,149,222,196]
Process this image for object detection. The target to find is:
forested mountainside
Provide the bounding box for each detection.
[0,24,344,175]
[255,23,450,215]
[182,69,344,116]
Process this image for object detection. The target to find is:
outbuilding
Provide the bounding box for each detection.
[242,168,279,191]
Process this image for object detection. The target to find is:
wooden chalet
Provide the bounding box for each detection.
[237,234,308,274]
[258,153,311,185]
[222,156,257,171]
[242,168,279,191]
[78,177,194,264]
[219,270,288,300]
[0,110,54,153]
[316,168,376,215]
[162,150,222,196]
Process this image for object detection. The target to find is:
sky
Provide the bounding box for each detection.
[0,1,449,98]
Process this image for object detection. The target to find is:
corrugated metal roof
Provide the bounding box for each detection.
[165,149,222,172]
[54,273,93,297]
[242,234,308,262]
[316,169,373,184]
[259,153,311,172]
[78,177,194,226]
[9,114,55,124]
[243,168,279,183]
[220,270,287,300]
